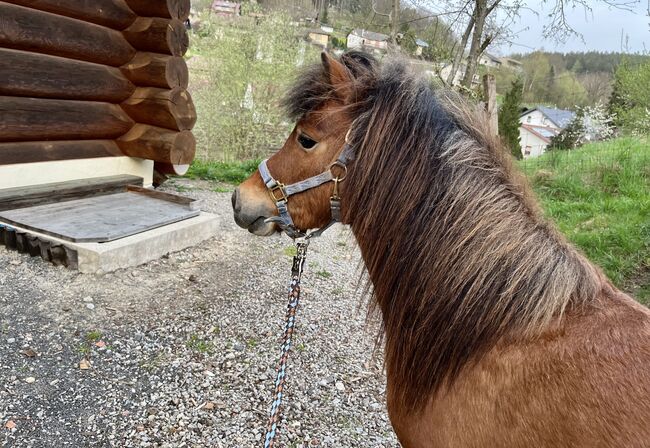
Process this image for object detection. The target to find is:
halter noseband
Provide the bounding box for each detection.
[258,139,355,239]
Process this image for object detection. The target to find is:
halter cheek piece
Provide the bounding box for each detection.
[258,140,355,239]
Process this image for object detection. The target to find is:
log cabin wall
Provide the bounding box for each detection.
[0,0,196,189]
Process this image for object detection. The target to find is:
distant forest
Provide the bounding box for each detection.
[493,51,650,109]
[511,51,650,75]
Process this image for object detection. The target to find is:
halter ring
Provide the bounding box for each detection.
[329,161,347,181]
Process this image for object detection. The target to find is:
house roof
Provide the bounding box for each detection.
[521,106,576,129]
[521,124,560,143]
[415,39,429,47]
[482,52,501,63]
[500,57,522,66]
[306,28,331,35]
[350,29,389,42]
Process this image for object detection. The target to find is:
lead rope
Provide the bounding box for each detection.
[264,240,309,448]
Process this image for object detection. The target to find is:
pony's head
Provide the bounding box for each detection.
[232,52,376,236]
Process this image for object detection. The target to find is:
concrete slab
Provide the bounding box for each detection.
[0,212,218,274]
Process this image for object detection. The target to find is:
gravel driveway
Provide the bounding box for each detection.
[0,179,398,448]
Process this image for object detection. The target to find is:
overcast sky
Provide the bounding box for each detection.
[499,1,649,54]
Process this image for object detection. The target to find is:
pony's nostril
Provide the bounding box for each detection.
[231,189,239,212]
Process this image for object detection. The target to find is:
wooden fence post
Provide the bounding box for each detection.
[483,74,498,136]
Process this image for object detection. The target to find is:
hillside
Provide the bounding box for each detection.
[520,137,649,303]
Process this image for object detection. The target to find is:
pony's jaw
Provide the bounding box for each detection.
[231,187,278,236]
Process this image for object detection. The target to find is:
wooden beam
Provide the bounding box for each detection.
[122,17,188,56]
[0,96,134,142]
[120,52,189,89]
[121,87,196,131]
[0,48,136,102]
[0,175,143,211]
[2,0,138,30]
[116,124,195,164]
[0,140,123,165]
[483,74,498,136]
[154,162,190,176]
[124,0,191,21]
[0,2,135,66]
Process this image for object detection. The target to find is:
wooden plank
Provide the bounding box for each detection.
[0,3,136,66]
[0,96,134,142]
[0,192,200,242]
[126,185,200,210]
[483,74,498,136]
[26,235,41,256]
[0,48,136,102]
[0,140,123,166]
[0,175,143,211]
[3,0,138,30]
[3,226,17,249]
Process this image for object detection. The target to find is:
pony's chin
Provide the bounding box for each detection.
[247,217,277,236]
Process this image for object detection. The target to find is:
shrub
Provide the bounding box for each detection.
[189,13,321,162]
[498,78,524,159]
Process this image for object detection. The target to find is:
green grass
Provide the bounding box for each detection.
[519,137,649,303]
[186,159,260,185]
[86,330,103,342]
[186,334,214,354]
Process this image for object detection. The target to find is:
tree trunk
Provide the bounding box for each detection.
[390,0,400,44]
[446,15,474,86]
[461,0,487,88]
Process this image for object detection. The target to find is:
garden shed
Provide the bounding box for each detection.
[0,0,217,273]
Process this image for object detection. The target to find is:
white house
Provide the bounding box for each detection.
[439,63,480,87]
[479,53,502,69]
[519,106,575,158]
[347,29,389,52]
[415,38,429,56]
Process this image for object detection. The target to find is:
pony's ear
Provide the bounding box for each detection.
[321,52,352,101]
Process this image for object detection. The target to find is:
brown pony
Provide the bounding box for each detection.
[232,51,650,447]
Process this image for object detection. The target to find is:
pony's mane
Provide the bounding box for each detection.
[285,53,601,413]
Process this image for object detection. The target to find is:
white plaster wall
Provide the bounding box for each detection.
[519,128,548,158]
[0,157,154,190]
[347,33,363,49]
[520,110,554,128]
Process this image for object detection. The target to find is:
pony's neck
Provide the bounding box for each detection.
[345,104,600,413]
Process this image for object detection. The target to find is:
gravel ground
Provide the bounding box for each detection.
[0,178,399,447]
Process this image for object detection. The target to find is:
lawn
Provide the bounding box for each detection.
[188,136,649,303]
[520,136,649,303]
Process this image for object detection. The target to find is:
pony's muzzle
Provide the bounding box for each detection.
[231,187,277,236]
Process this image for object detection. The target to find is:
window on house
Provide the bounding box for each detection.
[526,116,531,123]
[524,146,531,156]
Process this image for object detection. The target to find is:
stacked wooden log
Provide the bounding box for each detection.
[0,0,196,176]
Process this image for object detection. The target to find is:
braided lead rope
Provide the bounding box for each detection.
[264,241,309,448]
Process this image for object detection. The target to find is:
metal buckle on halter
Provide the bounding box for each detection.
[329,161,348,182]
[268,183,287,203]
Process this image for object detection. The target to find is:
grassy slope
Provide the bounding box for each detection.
[520,137,649,303]
[187,137,649,303]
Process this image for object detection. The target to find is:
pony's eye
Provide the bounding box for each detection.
[297,133,318,150]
